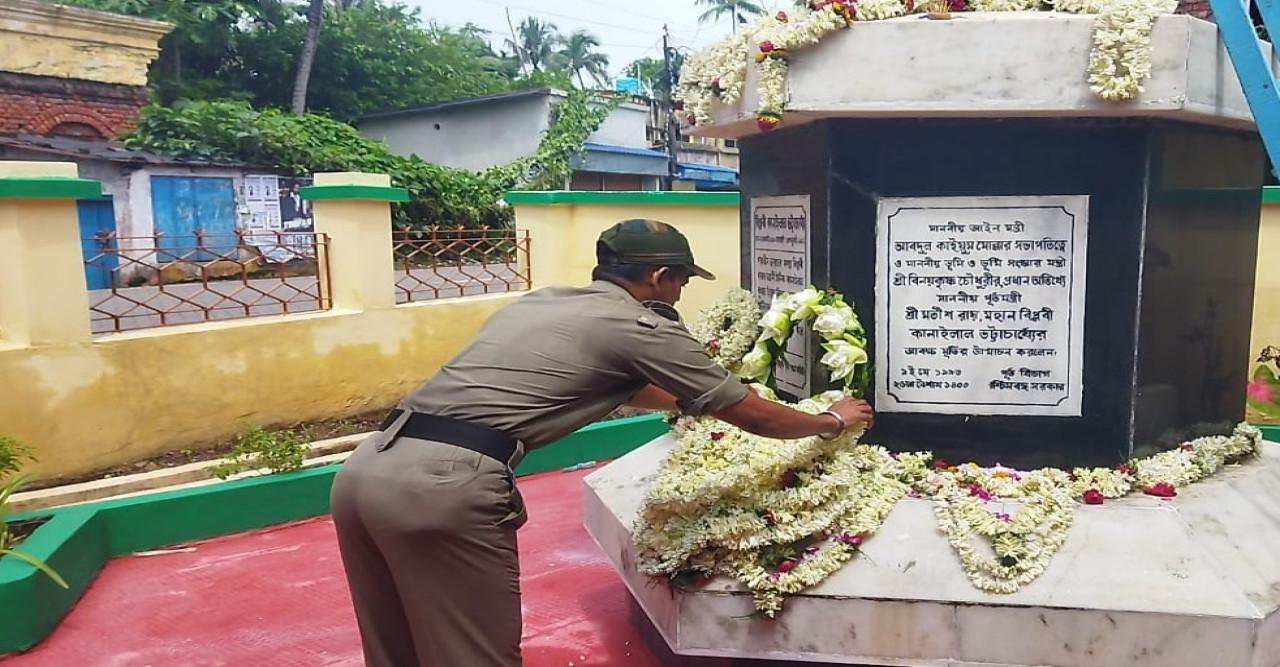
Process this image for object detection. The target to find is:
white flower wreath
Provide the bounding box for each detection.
[687,288,763,375]
[737,286,870,396]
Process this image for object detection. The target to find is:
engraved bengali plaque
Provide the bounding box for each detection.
[749,195,811,398]
[874,196,1088,416]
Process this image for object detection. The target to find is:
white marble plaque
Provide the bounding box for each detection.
[874,196,1088,416]
[750,195,811,398]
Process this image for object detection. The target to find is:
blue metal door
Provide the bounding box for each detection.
[78,196,117,290]
[150,176,237,262]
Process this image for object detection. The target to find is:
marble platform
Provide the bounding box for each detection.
[583,435,1280,667]
[689,13,1278,139]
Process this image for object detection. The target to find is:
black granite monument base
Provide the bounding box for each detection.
[740,117,1262,469]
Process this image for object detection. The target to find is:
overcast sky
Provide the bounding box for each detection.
[412,0,791,80]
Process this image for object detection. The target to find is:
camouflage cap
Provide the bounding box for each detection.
[597,219,716,280]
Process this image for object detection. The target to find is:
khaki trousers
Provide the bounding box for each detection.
[331,432,526,666]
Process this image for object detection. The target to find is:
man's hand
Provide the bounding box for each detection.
[826,397,874,431]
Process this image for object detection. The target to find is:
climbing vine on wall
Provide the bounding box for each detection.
[122,88,621,229]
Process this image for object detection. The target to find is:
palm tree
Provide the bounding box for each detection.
[555,30,611,88]
[505,17,560,75]
[291,0,326,113]
[694,0,765,34]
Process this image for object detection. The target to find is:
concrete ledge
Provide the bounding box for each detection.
[10,433,368,514]
[585,432,1280,666]
[0,177,101,199]
[504,191,740,206]
[299,184,409,201]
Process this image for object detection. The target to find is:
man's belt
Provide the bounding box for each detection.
[378,408,517,464]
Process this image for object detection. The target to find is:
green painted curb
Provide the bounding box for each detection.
[1261,424,1280,442]
[0,413,669,655]
[504,190,739,206]
[0,177,101,200]
[1263,186,1280,203]
[0,507,106,653]
[300,184,409,202]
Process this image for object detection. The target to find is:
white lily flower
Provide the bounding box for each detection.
[811,304,858,339]
[759,307,792,346]
[786,287,823,322]
[820,339,868,383]
[738,343,773,382]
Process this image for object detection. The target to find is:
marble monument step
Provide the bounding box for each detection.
[584,434,1280,667]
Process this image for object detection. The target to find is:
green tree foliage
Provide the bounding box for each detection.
[695,0,766,33]
[554,29,611,89]
[59,0,541,121]
[626,53,684,99]
[121,89,620,227]
[227,7,518,120]
[506,16,561,75]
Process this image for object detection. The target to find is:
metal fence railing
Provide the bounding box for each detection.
[83,230,332,334]
[393,226,531,304]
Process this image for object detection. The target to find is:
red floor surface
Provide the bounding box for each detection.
[2,467,663,667]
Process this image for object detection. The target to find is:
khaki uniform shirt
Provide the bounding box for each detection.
[402,280,748,453]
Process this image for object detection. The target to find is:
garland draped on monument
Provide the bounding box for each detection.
[675,0,1178,133]
[634,286,1263,617]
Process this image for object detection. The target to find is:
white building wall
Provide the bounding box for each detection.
[587,102,649,147]
[358,92,656,171]
[358,94,554,171]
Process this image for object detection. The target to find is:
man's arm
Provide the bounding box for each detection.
[626,384,680,411]
[711,391,874,440]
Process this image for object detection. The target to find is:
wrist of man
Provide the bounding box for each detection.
[817,409,845,440]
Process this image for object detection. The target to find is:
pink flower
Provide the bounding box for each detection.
[968,483,991,501]
[759,40,775,53]
[1248,375,1276,403]
[1144,482,1177,498]
[776,559,797,573]
[1082,489,1105,505]
[993,512,1011,521]
[776,10,788,21]
[835,532,863,546]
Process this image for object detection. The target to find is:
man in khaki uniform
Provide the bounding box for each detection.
[330,219,875,666]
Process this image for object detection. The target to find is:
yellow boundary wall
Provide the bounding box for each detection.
[0,165,741,481]
[507,190,741,318]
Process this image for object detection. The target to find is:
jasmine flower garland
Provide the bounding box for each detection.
[636,286,1264,615]
[687,288,763,374]
[674,0,1177,132]
[634,390,921,616]
[1075,0,1178,100]
[931,467,1078,593]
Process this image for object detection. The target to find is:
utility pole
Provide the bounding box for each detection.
[662,25,680,191]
